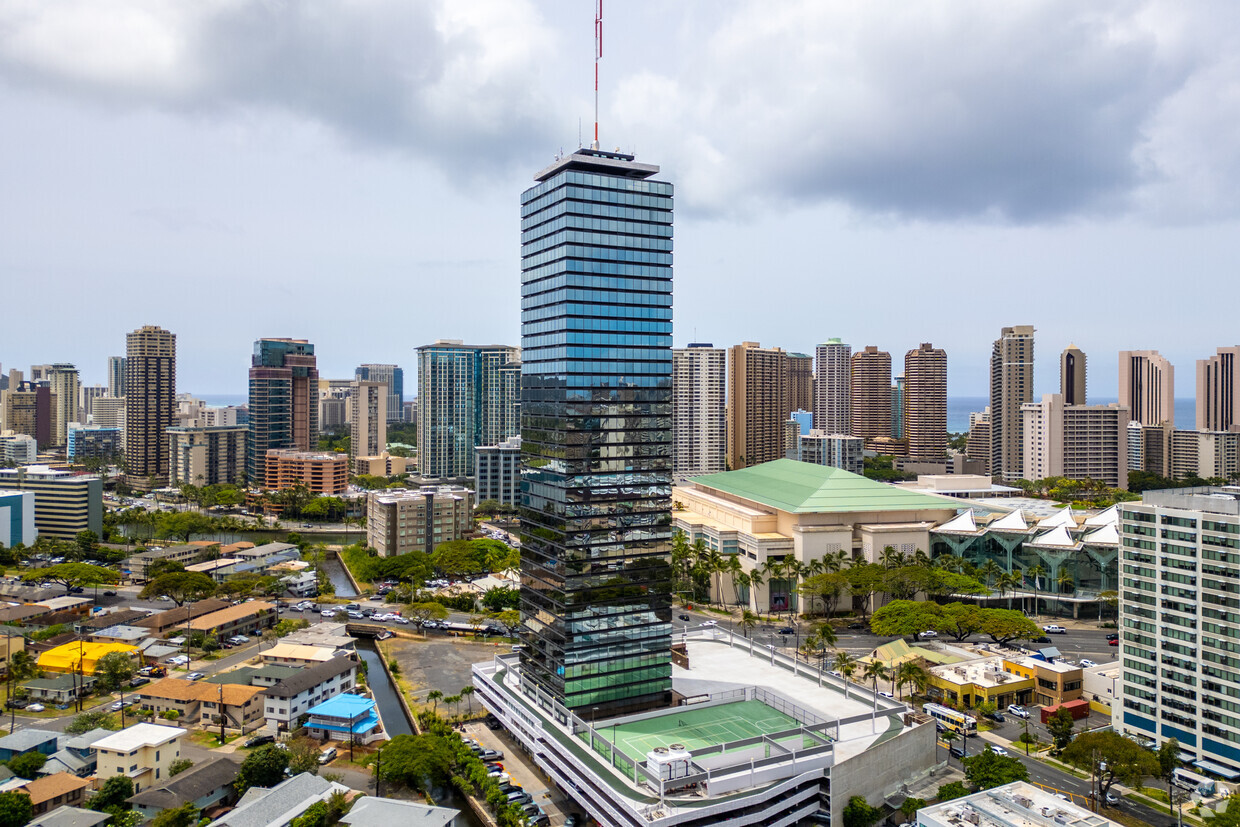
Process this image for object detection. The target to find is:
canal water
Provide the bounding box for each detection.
[329,557,483,825]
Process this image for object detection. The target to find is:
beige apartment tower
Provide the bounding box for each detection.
[672,345,726,478]
[787,353,814,417]
[849,346,892,445]
[349,380,388,461]
[814,339,851,434]
[990,325,1035,481]
[1021,393,1130,489]
[1196,346,1240,432]
[1118,350,1175,427]
[1060,345,1086,405]
[47,364,79,448]
[727,342,789,470]
[125,325,176,488]
[905,343,948,460]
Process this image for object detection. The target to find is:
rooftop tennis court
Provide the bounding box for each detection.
[599,700,810,758]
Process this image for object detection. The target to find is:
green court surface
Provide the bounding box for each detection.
[596,700,808,758]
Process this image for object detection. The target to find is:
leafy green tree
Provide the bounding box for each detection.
[0,791,32,827]
[5,752,45,780]
[21,562,118,595]
[156,512,215,542]
[842,795,883,827]
[870,600,941,638]
[147,559,186,578]
[139,572,217,606]
[168,758,194,777]
[376,733,456,794]
[977,608,1041,644]
[235,745,291,794]
[150,803,198,827]
[962,749,1030,789]
[94,651,137,692]
[1047,707,1076,750]
[89,775,135,812]
[480,587,519,612]
[286,737,322,775]
[1061,731,1159,799]
[67,710,119,734]
[899,797,927,821]
[937,781,968,802]
[290,801,331,827]
[74,530,100,558]
[1158,737,1181,802]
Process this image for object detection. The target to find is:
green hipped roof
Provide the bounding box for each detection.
[690,459,963,515]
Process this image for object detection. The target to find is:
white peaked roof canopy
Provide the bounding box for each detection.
[989,510,1029,531]
[1032,525,1076,547]
[1084,524,1120,545]
[939,510,978,532]
[1084,505,1120,527]
[1040,507,1077,528]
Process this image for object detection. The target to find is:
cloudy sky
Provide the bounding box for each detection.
[2,0,1238,400]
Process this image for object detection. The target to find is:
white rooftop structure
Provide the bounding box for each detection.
[989,510,1029,531]
[91,723,185,752]
[937,510,977,533]
[1039,506,1077,528]
[928,657,1023,690]
[916,781,1115,827]
[1030,525,1075,547]
[1083,504,1119,527]
[1083,523,1119,544]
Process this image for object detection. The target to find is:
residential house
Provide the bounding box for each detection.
[28,806,109,827]
[187,601,277,639]
[127,755,242,821]
[79,610,154,633]
[17,774,90,817]
[41,729,112,777]
[281,622,355,652]
[210,772,351,827]
[202,665,300,688]
[304,694,382,744]
[184,558,244,582]
[25,675,96,704]
[260,643,341,667]
[260,656,359,732]
[91,724,185,793]
[136,678,265,731]
[32,598,92,618]
[0,606,51,625]
[280,571,318,598]
[86,626,150,646]
[132,599,231,637]
[341,797,460,827]
[0,730,59,762]
[126,544,220,582]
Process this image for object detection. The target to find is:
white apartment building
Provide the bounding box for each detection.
[814,339,851,435]
[474,436,521,508]
[672,345,726,479]
[1021,393,1130,489]
[799,431,864,475]
[1117,488,1240,778]
[92,724,186,793]
[260,655,359,732]
[366,485,474,556]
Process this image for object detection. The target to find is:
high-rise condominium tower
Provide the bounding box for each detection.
[416,341,519,478]
[247,339,319,484]
[355,364,404,423]
[672,344,726,478]
[519,147,673,715]
[350,380,388,461]
[125,326,176,487]
[814,339,851,434]
[727,342,790,470]
[990,325,1035,480]
[1060,345,1086,405]
[107,357,126,399]
[1118,350,1175,428]
[849,346,891,444]
[905,343,948,460]
[1196,346,1240,432]
[47,363,79,448]
[891,376,906,440]
[787,353,814,417]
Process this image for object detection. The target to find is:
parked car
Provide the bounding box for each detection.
[1007,704,1030,719]
[5,699,27,710]
[319,747,338,765]
[986,711,1005,723]
[949,745,965,759]
[479,749,504,762]
[129,677,150,688]
[321,609,337,618]
[1080,659,1098,668]
[918,630,938,639]
[103,590,117,597]
[26,704,45,713]
[167,655,190,665]
[186,672,205,681]
[677,614,690,621]
[1106,793,1121,806]
[245,735,275,748]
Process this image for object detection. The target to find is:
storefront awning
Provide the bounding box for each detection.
[1194,759,1240,780]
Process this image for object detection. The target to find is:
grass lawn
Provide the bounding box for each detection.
[188,729,241,749]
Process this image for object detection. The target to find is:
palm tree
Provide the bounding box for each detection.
[863,660,891,726]
[978,559,1002,591]
[834,651,857,700]
[6,651,38,701]
[725,556,743,608]
[740,610,759,639]
[996,571,1019,610]
[748,569,765,613]
[1026,564,1046,617]
[1056,569,1075,613]
[894,661,929,702]
[912,548,931,568]
[800,633,821,665]
[812,621,838,651]
[426,689,443,715]
[735,572,752,611]
[460,685,476,717]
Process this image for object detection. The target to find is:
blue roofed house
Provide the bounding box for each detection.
[304,694,383,745]
[0,730,59,762]
[41,729,113,777]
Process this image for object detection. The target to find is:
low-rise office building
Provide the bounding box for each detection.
[916,782,1120,827]
[167,425,246,486]
[92,724,185,793]
[366,485,474,557]
[0,466,101,540]
[0,490,35,548]
[926,656,1035,711]
[1005,657,1083,707]
[264,450,348,495]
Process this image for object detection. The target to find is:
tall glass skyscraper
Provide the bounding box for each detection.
[518,147,674,715]
[247,339,319,484]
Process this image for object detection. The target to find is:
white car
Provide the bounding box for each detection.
[168,655,190,666]
[26,704,45,713]
[987,745,1008,756]
[321,609,336,617]
[918,630,938,639]
[700,620,718,627]
[1080,659,1097,668]
[393,616,409,625]
[1007,704,1030,719]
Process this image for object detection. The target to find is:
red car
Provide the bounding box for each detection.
[1108,638,1119,646]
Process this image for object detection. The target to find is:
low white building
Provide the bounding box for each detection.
[260,655,359,732]
[1083,661,1120,712]
[917,782,1117,827]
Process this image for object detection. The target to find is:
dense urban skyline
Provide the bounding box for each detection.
[3,2,1240,396]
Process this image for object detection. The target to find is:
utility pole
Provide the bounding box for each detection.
[374,743,383,797]
[1023,718,1030,756]
[219,682,225,745]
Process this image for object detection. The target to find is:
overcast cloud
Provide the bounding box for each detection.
[1,1,1238,399]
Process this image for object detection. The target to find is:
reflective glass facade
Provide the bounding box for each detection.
[519,149,674,715]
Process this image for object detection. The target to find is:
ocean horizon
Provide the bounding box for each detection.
[199,393,1197,434]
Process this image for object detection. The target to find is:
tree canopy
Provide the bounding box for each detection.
[6,752,45,780]
[0,792,32,827]
[235,745,291,794]
[94,651,137,692]
[376,734,456,794]
[22,562,118,594]
[1061,731,1159,797]
[156,512,215,542]
[870,600,1039,643]
[140,572,217,606]
[962,749,1030,789]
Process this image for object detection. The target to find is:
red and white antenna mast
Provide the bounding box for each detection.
[593,0,602,149]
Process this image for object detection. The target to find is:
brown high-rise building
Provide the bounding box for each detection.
[1060,345,1086,405]
[0,383,55,448]
[1196,346,1240,432]
[786,353,814,416]
[124,325,176,488]
[1118,350,1175,427]
[990,325,1035,481]
[727,342,790,469]
[248,339,319,484]
[849,346,892,444]
[905,343,948,460]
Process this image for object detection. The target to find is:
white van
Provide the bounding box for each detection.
[318,746,337,765]
[1042,624,1066,634]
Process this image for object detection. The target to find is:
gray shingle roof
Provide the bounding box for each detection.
[127,755,241,810]
[59,729,114,753]
[28,806,110,827]
[341,797,459,827]
[0,729,59,752]
[211,773,349,827]
[262,656,357,699]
